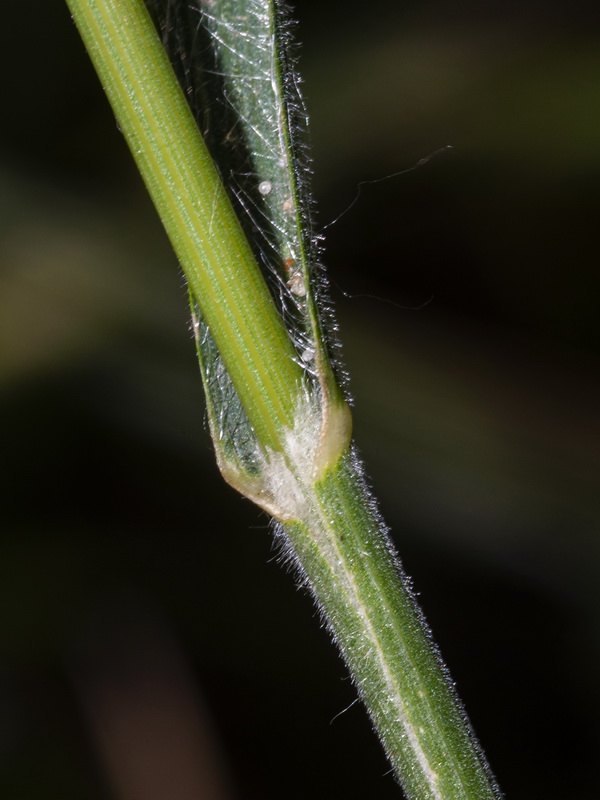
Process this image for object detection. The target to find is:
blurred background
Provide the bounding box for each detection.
[2,0,600,797]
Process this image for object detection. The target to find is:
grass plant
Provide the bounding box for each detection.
[64,1,504,797]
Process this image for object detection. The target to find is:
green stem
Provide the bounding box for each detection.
[290,453,499,799]
[65,0,302,452]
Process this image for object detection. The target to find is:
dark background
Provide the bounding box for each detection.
[2,1,600,797]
